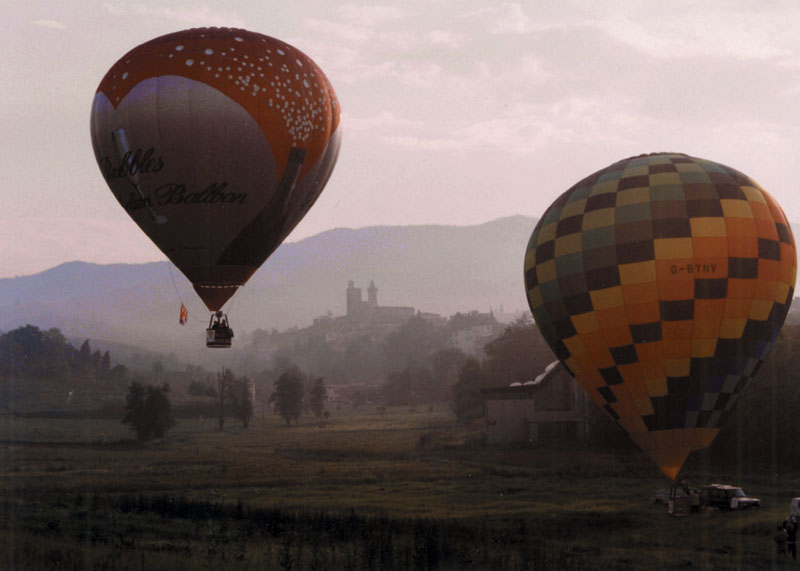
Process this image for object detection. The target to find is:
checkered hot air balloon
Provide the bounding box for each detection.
[524,153,796,480]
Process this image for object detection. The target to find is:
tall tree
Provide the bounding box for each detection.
[42,327,71,378]
[100,350,111,379]
[229,377,254,429]
[145,383,176,439]
[482,315,552,386]
[78,339,92,362]
[3,325,45,377]
[122,382,147,439]
[216,368,234,431]
[452,357,486,423]
[269,368,305,425]
[308,377,327,420]
[429,348,468,402]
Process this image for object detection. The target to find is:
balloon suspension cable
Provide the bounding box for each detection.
[226,286,242,320]
[166,261,203,324]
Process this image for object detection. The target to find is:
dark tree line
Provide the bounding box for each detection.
[13,310,800,469]
[248,313,553,412]
[242,311,502,386]
[0,324,127,381]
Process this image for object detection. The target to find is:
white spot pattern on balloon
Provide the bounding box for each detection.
[106,29,334,145]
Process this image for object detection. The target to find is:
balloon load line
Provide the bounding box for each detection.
[166,261,203,325]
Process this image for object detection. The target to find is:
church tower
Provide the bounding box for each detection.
[346,281,362,317]
[368,280,378,309]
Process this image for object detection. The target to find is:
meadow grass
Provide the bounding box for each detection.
[1,407,797,569]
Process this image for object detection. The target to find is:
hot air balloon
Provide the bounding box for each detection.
[523,153,796,479]
[90,28,341,347]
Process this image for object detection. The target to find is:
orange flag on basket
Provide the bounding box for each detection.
[179,303,188,326]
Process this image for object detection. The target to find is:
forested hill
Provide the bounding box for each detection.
[0,216,536,359]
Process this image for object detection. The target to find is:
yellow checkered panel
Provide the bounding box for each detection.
[524,153,797,479]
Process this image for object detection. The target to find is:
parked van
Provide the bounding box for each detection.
[789,497,800,517]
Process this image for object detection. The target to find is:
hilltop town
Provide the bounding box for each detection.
[248,280,509,355]
[233,280,520,385]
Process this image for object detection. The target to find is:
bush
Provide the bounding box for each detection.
[122,382,176,441]
[187,380,216,397]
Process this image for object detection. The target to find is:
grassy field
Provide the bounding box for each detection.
[1,407,799,570]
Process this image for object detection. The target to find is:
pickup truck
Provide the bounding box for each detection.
[700,484,761,511]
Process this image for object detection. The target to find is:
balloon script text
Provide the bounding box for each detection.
[670,263,718,275]
[153,182,246,206]
[124,182,247,212]
[102,148,164,181]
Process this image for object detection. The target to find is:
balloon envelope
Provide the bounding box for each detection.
[90,28,341,310]
[524,153,796,479]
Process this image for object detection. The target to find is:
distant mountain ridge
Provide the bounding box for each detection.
[0,216,537,360]
[5,215,799,367]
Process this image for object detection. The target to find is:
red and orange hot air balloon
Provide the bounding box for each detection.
[524,153,796,479]
[90,28,341,346]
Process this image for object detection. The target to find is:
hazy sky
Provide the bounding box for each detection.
[3,0,800,278]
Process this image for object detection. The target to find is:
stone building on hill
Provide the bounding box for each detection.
[299,281,501,358]
[346,280,415,324]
